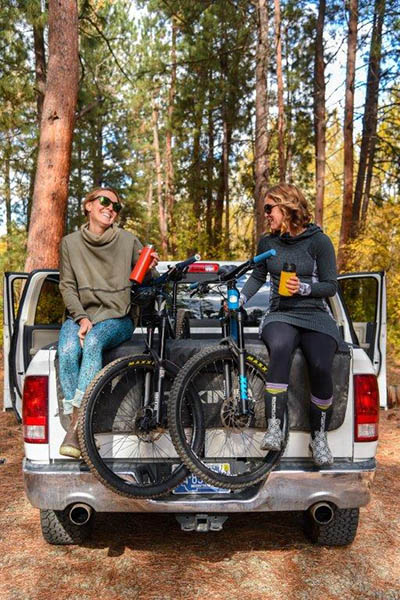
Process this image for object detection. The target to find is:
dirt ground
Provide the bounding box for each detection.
[1,356,400,600]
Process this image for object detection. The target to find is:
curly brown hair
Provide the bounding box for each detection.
[264,183,312,234]
[82,187,122,217]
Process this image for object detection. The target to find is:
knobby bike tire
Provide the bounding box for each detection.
[168,345,289,490]
[79,355,203,499]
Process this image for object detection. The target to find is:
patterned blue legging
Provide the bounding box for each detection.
[58,316,134,414]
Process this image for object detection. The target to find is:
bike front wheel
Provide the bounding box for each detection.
[168,346,289,490]
[79,355,203,498]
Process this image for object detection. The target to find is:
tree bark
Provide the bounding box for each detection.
[254,0,270,241]
[352,0,385,235]
[25,0,79,271]
[206,96,214,248]
[223,119,231,255]
[165,18,177,254]
[215,158,225,250]
[152,98,168,256]
[91,107,103,186]
[314,0,326,227]
[274,0,285,182]
[337,0,358,271]
[146,180,153,238]
[4,148,11,239]
[33,19,46,125]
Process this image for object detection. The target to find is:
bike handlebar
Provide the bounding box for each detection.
[175,254,201,271]
[152,254,201,286]
[253,248,276,264]
[189,249,276,293]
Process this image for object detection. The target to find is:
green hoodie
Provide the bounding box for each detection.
[59,223,154,325]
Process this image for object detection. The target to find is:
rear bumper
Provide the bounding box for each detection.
[23,458,376,513]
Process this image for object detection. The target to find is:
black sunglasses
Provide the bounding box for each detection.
[95,196,123,213]
[264,203,278,215]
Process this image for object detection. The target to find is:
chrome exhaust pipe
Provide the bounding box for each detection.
[69,503,92,526]
[310,502,334,525]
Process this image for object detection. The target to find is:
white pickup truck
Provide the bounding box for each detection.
[3,263,386,546]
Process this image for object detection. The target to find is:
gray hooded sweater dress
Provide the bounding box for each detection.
[241,224,341,344]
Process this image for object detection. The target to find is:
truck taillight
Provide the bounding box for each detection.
[23,376,48,443]
[354,374,379,442]
[188,262,219,273]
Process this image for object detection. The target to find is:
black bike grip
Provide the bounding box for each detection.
[175,254,201,271]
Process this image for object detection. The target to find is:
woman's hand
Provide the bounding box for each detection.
[286,275,300,295]
[149,250,160,269]
[78,317,93,347]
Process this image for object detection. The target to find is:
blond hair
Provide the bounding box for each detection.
[82,187,122,217]
[265,183,311,234]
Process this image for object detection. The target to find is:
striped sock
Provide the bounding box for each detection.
[266,382,288,395]
[311,394,332,411]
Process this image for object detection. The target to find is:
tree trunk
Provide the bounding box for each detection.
[206,97,214,249]
[165,18,177,254]
[254,0,270,241]
[215,159,225,250]
[152,98,168,256]
[337,0,358,271]
[361,132,378,221]
[352,0,385,236]
[27,159,36,231]
[223,119,231,255]
[33,19,46,125]
[191,108,203,235]
[146,180,153,238]
[92,109,103,186]
[274,0,285,182]
[25,0,79,272]
[314,0,326,227]
[4,150,11,240]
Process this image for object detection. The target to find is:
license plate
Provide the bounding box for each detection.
[173,463,231,494]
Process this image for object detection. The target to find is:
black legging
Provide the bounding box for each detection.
[261,321,337,400]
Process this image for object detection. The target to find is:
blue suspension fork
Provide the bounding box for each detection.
[227,282,248,415]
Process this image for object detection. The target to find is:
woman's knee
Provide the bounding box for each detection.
[262,332,293,359]
[59,337,81,366]
[83,330,103,354]
[308,358,332,384]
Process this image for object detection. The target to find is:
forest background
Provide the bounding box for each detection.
[0,0,400,355]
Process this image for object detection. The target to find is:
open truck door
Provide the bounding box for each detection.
[3,270,63,420]
[338,271,386,407]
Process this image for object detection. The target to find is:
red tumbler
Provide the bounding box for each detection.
[129,244,154,284]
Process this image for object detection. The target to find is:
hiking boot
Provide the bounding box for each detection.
[260,418,285,451]
[309,403,334,466]
[260,390,288,451]
[309,431,334,466]
[59,407,81,458]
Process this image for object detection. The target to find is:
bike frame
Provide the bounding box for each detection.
[218,279,251,416]
[191,248,276,419]
[141,278,185,427]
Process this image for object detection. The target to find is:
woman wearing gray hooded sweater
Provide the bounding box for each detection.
[241,183,340,466]
[58,187,159,459]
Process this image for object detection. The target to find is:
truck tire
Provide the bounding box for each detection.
[303,507,359,546]
[40,508,92,545]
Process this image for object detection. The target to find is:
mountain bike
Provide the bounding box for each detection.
[168,249,289,490]
[78,256,204,498]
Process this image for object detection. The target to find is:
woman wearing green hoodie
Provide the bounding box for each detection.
[57,187,159,458]
[241,183,340,466]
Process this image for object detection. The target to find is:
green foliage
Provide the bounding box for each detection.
[0,226,27,341]
[345,204,400,358]
[1,0,400,362]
